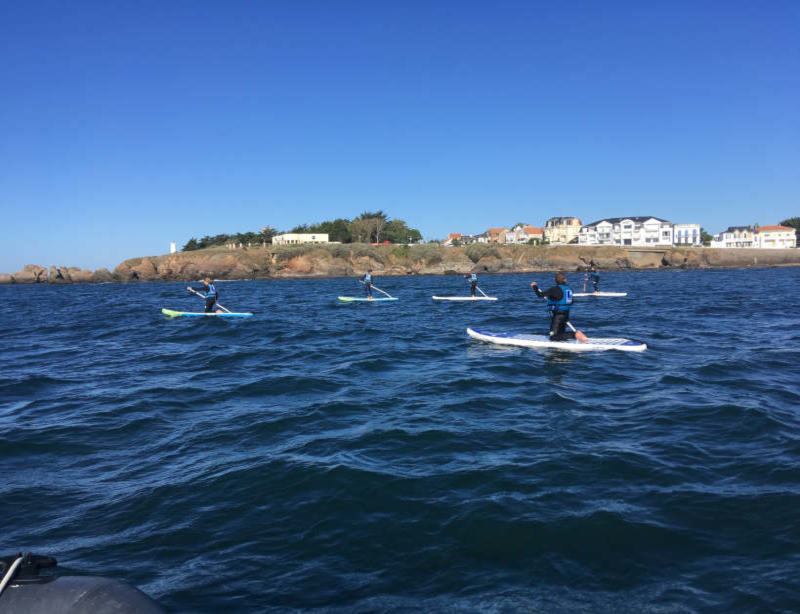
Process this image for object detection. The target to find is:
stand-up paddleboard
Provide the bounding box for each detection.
[432,296,498,301]
[466,327,646,352]
[573,292,627,297]
[162,308,253,318]
[338,296,398,302]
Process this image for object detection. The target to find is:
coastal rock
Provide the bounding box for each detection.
[49,265,71,283]
[11,264,47,283]
[91,268,114,282]
[68,267,94,283]
[0,273,12,284]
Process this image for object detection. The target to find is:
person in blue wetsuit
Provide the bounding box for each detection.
[589,265,600,293]
[187,277,219,312]
[464,272,478,297]
[361,270,374,299]
[530,272,588,343]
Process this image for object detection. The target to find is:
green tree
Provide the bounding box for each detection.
[182,237,198,251]
[700,228,714,246]
[779,217,800,244]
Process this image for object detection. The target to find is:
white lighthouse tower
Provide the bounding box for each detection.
[170,241,177,254]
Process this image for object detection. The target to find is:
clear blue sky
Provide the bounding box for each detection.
[1,0,798,272]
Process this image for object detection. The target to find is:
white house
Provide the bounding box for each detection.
[504,224,545,245]
[673,224,702,246]
[710,226,755,248]
[579,217,673,246]
[272,233,329,245]
[754,225,796,249]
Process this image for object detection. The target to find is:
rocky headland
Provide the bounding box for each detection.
[2,243,799,284]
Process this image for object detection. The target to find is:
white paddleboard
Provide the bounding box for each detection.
[432,296,498,301]
[466,327,646,352]
[338,296,398,302]
[162,308,253,318]
[573,292,628,297]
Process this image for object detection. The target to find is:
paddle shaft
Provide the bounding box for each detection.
[188,288,231,313]
[360,279,393,298]
[476,285,489,298]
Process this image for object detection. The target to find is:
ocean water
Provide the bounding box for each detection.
[2,267,799,613]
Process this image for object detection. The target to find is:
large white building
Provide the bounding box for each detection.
[754,225,796,249]
[272,233,329,246]
[578,217,674,247]
[673,224,702,246]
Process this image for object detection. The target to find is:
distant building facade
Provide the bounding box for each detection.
[272,233,329,245]
[754,225,796,249]
[505,224,545,244]
[710,226,755,248]
[544,217,581,244]
[578,217,673,247]
[673,224,702,246]
[486,227,509,244]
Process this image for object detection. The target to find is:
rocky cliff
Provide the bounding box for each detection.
[2,244,799,284]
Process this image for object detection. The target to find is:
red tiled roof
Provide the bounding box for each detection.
[756,225,793,232]
[524,226,544,234]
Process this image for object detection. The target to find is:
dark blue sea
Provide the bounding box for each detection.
[2,267,800,613]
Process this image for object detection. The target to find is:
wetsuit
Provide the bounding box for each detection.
[362,273,373,298]
[590,270,600,292]
[468,273,478,296]
[190,282,218,312]
[533,283,576,341]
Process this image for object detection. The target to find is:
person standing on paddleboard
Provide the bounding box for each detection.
[531,273,588,343]
[589,265,600,293]
[362,270,374,299]
[464,273,478,297]
[187,277,219,312]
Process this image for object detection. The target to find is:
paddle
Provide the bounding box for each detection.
[187,287,232,313]
[476,285,490,298]
[360,280,394,299]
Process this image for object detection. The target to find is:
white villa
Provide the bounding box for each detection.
[754,225,796,249]
[710,226,755,248]
[505,224,545,245]
[578,217,674,247]
[673,223,702,246]
[272,233,329,246]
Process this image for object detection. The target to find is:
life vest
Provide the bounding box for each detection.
[205,283,218,299]
[469,274,477,282]
[547,284,573,313]
[591,271,600,281]
[364,273,372,283]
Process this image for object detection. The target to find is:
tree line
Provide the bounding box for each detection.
[182,211,423,251]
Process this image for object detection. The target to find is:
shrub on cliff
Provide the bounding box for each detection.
[410,245,442,265]
[465,244,500,263]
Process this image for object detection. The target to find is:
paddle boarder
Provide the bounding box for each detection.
[589,265,600,293]
[187,277,219,313]
[530,273,589,343]
[464,272,478,297]
[361,270,374,300]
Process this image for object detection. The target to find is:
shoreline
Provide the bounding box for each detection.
[2,244,799,284]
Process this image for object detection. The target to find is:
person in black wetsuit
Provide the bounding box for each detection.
[464,272,478,297]
[187,277,219,312]
[530,273,588,343]
[362,270,374,299]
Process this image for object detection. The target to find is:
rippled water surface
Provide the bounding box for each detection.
[2,268,800,613]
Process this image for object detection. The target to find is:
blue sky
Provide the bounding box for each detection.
[1,1,798,271]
